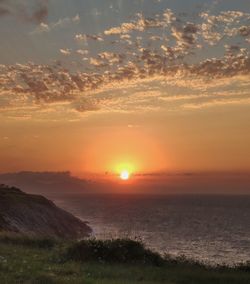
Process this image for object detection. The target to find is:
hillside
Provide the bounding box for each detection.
[0,184,91,239]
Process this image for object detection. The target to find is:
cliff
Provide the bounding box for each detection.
[0,184,91,239]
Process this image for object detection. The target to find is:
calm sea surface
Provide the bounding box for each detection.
[54,194,250,265]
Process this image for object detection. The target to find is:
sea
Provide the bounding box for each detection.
[53,194,250,265]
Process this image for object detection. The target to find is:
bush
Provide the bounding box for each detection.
[65,238,164,266]
[163,253,206,268]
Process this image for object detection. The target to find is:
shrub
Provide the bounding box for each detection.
[65,238,164,265]
[163,253,206,268]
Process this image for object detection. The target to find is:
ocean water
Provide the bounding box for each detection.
[54,194,250,265]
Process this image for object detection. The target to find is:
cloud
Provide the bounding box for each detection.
[0,6,9,16]
[104,23,138,35]
[239,26,250,37]
[1,8,250,119]
[72,14,80,23]
[75,33,104,42]
[0,0,48,24]
[200,10,250,44]
[97,52,125,65]
[1,58,250,119]
[32,22,50,33]
[31,14,80,34]
[104,13,165,36]
[76,49,89,55]
[71,99,99,112]
[183,97,250,109]
[60,48,71,55]
[89,57,107,67]
[28,0,48,24]
[100,9,250,61]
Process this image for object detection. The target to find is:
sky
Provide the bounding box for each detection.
[0,0,250,183]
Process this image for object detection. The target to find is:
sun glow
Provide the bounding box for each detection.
[120,170,130,180]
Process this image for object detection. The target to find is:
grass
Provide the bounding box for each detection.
[0,233,58,249]
[0,234,249,284]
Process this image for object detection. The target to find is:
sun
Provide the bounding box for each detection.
[120,170,130,180]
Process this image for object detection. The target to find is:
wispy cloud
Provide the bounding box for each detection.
[31,13,80,34]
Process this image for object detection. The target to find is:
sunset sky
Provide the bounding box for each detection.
[0,0,250,180]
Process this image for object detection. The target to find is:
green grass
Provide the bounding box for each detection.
[0,234,249,284]
[0,233,58,249]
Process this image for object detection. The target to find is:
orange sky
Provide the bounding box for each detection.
[1,103,250,176]
[0,0,250,183]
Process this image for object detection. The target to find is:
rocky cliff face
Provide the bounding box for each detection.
[0,184,91,239]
